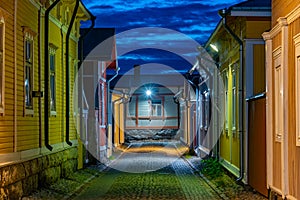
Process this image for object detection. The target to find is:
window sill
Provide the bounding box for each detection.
[25,109,34,116]
[50,111,57,117]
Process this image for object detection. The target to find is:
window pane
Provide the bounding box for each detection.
[25,65,32,108]
[26,40,31,62]
[50,75,56,110]
[50,54,55,71]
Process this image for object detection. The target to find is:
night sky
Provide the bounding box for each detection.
[81,0,245,74]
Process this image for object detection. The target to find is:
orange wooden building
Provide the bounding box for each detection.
[263,0,300,199]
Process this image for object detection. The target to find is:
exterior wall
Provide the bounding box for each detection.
[272,0,300,26]
[263,1,300,199]
[0,0,91,198]
[206,13,270,184]
[0,147,78,198]
[126,94,179,129]
[0,0,15,154]
[112,93,125,147]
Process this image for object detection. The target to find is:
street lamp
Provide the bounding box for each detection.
[146,90,152,96]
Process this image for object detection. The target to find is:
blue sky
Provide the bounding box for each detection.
[81,0,245,74]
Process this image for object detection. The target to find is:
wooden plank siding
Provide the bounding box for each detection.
[16,0,40,152]
[272,0,300,27]
[0,0,15,154]
[263,1,300,198]
[287,17,300,199]
[0,0,91,158]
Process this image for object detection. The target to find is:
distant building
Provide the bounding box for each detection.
[263,0,300,199]
[0,0,94,198]
[79,28,117,163]
[111,70,186,143]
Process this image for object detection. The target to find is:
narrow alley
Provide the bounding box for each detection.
[73,142,222,200]
[2,0,300,199]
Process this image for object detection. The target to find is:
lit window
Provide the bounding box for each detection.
[23,27,36,115]
[50,53,56,112]
[49,44,58,115]
[232,64,237,130]
[25,39,33,110]
[0,18,4,114]
[223,70,228,130]
[151,99,162,116]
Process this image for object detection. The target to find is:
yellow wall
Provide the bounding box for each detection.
[112,94,125,147]
[0,0,89,155]
[220,65,240,169]
[246,20,271,39]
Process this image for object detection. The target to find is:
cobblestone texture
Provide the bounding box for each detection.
[23,141,268,200]
[73,142,221,200]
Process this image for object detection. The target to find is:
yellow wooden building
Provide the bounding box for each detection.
[0,0,93,198]
[204,0,271,196]
[263,0,300,199]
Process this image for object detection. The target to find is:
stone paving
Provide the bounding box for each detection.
[73,141,222,200]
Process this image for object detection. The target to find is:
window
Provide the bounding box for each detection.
[25,39,33,110]
[222,70,228,130]
[23,27,36,115]
[273,47,283,142]
[0,18,4,114]
[231,65,237,130]
[49,46,57,114]
[294,34,300,146]
[151,99,162,116]
[204,91,210,130]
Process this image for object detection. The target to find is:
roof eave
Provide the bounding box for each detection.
[204,19,223,49]
[230,10,271,17]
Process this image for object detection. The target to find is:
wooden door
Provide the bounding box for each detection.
[248,97,267,196]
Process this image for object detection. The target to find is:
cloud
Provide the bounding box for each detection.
[81,0,245,73]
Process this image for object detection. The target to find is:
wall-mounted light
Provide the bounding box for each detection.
[209,44,219,52]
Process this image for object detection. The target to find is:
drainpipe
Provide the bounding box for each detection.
[219,8,244,182]
[65,0,80,146]
[44,0,61,151]
[38,6,42,148]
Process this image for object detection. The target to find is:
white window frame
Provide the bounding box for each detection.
[23,27,35,116]
[231,66,237,131]
[222,70,229,131]
[273,47,283,142]
[294,33,300,146]
[151,99,162,117]
[0,17,5,114]
[49,45,58,116]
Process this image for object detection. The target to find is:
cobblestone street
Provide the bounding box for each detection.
[73,142,222,200]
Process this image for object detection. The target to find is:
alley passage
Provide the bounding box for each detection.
[73,142,222,200]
